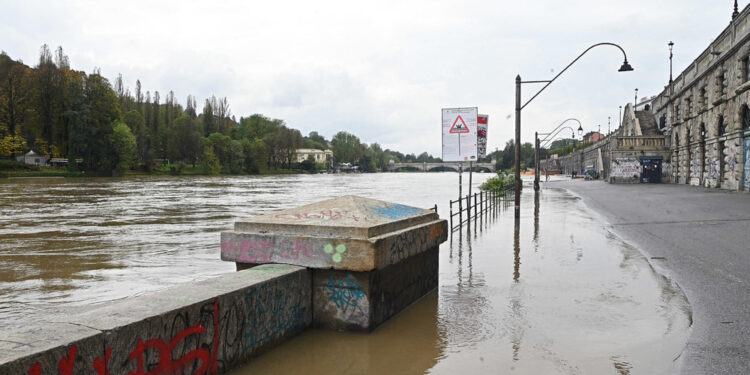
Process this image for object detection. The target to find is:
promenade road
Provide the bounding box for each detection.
[552,180,750,374]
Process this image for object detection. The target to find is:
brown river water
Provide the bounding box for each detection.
[0,174,690,374]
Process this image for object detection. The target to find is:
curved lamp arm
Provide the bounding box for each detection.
[541,126,577,149]
[521,42,633,110]
[539,118,582,143]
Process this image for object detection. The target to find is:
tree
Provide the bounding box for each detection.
[201,146,221,175]
[331,131,360,164]
[0,134,27,157]
[109,121,136,175]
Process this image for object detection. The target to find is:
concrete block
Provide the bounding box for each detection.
[312,246,439,332]
[0,265,311,375]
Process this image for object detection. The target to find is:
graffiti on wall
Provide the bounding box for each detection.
[221,237,314,263]
[611,159,641,178]
[744,137,750,188]
[326,273,368,322]
[323,243,347,263]
[19,276,308,375]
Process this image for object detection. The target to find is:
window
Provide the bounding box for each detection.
[744,57,750,82]
[743,105,750,130]
[700,87,707,108]
[659,115,666,130]
[718,115,726,136]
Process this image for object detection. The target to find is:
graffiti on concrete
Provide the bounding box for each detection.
[20,273,309,375]
[611,159,641,178]
[327,273,366,310]
[389,224,435,263]
[221,238,314,263]
[728,144,737,174]
[372,204,423,220]
[274,209,360,223]
[26,300,221,375]
[690,150,701,178]
[242,283,304,353]
[744,137,750,188]
[709,157,721,179]
[323,243,347,263]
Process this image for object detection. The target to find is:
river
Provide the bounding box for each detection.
[0,173,690,374]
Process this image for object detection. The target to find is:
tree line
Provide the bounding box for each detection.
[0,45,443,175]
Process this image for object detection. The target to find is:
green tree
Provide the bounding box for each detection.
[109,121,137,175]
[201,146,221,175]
[331,131,360,164]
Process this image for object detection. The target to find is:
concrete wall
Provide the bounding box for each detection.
[0,265,311,375]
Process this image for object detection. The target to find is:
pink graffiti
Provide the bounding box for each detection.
[274,209,359,222]
[222,238,314,263]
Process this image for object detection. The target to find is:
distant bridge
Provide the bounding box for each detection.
[386,162,495,172]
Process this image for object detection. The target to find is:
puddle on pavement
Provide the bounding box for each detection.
[230,187,692,374]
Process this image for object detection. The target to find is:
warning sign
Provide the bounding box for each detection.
[449,115,470,134]
[442,107,477,162]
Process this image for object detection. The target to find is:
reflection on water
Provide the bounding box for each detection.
[1,175,690,374]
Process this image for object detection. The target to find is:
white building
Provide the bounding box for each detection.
[295,149,333,164]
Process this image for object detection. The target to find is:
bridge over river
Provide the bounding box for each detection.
[386,162,495,172]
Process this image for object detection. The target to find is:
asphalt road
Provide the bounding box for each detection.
[551,180,750,374]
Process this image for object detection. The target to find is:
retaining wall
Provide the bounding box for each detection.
[0,264,311,375]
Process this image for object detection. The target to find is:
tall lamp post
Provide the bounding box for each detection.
[668,41,674,84]
[534,118,583,191]
[515,42,633,218]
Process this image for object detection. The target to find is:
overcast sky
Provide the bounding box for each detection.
[0,1,745,156]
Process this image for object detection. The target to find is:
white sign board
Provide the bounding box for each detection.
[442,107,478,162]
[477,114,488,158]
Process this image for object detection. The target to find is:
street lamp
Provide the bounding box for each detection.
[515,42,633,218]
[668,41,674,84]
[634,88,639,109]
[534,118,583,191]
[538,128,580,185]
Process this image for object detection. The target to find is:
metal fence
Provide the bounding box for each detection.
[449,189,513,232]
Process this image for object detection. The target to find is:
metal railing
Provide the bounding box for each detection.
[449,189,513,232]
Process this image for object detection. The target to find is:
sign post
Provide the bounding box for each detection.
[442,108,478,203]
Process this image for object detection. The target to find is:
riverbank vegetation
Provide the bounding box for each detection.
[0,46,445,177]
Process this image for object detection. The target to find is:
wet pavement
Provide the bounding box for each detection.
[231,180,691,374]
[552,179,750,374]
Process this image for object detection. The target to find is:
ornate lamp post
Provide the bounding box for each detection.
[515,43,632,217]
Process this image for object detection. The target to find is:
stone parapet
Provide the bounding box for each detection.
[0,265,311,375]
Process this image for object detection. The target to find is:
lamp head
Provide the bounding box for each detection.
[577,124,583,135]
[618,60,634,72]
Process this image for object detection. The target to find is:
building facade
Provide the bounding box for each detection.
[649,3,750,190]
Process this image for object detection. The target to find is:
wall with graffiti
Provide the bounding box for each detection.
[0,265,311,375]
[610,159,641,181]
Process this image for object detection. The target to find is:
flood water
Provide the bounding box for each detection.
[0,174,690,374]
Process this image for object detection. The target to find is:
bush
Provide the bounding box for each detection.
[479,172,518,193]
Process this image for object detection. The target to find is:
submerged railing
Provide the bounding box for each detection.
[449,189,513,232]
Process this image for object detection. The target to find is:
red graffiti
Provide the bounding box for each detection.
[93,348,111,375]
[25,301,221,375]
[128,301,220,375]
[58,346,76,375]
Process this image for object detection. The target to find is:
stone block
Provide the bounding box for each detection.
[221,195,447,332]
